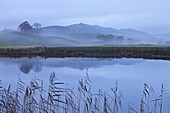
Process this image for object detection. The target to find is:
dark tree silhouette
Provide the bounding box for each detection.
[33,23,42,36]
[18,21,33,33]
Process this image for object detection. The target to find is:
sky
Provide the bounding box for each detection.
[0,0,170,34]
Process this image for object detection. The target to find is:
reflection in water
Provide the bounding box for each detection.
[19,62,42,74]
[0,58,170,112]
[19,63,33,74]
[33,63,42,73]
[0,58,144,74]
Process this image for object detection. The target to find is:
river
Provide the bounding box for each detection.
[0,58,169,113]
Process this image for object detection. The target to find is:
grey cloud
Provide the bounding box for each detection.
[0,0,170,34]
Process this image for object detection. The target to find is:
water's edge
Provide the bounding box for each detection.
[0,46,170,60]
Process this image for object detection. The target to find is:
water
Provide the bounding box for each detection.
[0,57,170,112]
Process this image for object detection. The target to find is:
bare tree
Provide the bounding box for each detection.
[33,23,42,36]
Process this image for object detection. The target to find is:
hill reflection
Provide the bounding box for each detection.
[0,58,143,74]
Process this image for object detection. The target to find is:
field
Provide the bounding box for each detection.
[0,46,170,60]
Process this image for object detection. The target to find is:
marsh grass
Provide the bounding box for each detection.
[0,73,168,113]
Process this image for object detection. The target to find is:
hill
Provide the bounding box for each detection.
[0,23,167,46]
[0,30,78,46]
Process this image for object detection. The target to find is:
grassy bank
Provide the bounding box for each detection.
[0,46,170,60]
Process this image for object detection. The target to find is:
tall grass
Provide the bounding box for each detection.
[0,72,168,113]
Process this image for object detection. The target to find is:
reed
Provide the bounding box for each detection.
[0,72,168,113]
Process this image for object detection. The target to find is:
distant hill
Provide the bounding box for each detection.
[39,23,161,45]
[0,30,78,46]
[66,23,151,36]
[67,23,118,34]
[0,23,166,46]
[40,26,75,36]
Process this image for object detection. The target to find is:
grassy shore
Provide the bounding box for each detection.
[0,46,170,60]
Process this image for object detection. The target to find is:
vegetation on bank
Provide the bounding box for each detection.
[0,72,167,113]
[0,41,10,46]
[0,46,170,60]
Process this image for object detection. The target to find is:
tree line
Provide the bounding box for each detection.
[18,21,42,36]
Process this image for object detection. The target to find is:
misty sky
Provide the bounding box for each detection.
[0,0,170,34]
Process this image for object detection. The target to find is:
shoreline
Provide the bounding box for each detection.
[0,46,170,60]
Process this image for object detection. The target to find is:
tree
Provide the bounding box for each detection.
[33,23,42,36]
[18,21,33,33]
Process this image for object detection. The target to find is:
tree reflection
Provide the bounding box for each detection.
[19,62,42,74]
[19,64,33,74]
[33,63,42,72]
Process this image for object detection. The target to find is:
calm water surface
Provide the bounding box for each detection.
[0,58,170,112]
